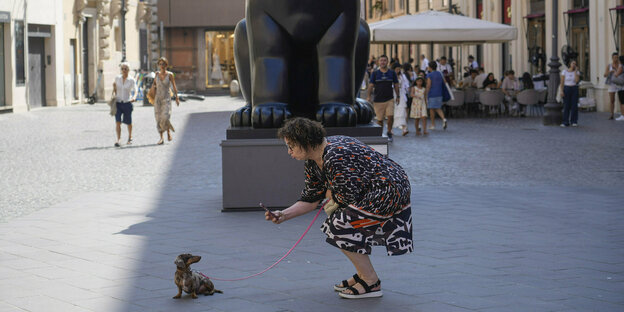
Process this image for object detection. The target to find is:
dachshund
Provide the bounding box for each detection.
[173,253,222,299]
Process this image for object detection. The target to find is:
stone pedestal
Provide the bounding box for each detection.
[221,125,387,211]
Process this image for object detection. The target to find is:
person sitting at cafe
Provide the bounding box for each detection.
[459,69,478,89]
[473,67,487,89]
[501,70,521,116]
[482,73,498,89]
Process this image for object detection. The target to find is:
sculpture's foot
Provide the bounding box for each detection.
[354,98,374,124]
[230,105,252,127]
[251,103,292,128]
[316,103,357,127]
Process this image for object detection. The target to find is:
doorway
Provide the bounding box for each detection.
[205,31,235,88]
[82,19,90,98]
[28,37,45,108]
[0,23,5,107]
[70,39,77,100]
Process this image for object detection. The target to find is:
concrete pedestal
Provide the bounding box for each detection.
[221,125,387,211]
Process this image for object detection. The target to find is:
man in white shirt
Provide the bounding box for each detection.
[473,67,488,89]
[437,56,453,83]
[468,55,479,69]
[419,54,429,72]
[112,62,137,147]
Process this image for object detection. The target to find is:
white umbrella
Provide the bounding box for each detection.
[368,10,517,44]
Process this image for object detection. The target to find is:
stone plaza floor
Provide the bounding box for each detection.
[0,97,623,311]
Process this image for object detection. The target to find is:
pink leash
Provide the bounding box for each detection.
[202,207,324,282]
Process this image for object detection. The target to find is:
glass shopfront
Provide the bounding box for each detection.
[205,31,235,89]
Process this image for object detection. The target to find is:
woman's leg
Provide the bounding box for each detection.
[414,118,420,135]
[115,122,122,143]
[167,129,172,141]
[127,124,133,141]
[429,109,435,128]
[340,249,380,294]
[422,117,428,134]
[609,92,615,119]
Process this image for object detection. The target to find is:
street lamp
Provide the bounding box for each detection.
[543,0,562,125]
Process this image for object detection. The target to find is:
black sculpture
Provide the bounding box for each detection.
[230,0,374,128]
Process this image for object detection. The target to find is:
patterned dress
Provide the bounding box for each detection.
[409,86,427,119]
[153,71,175,133]
[301,136,413,256]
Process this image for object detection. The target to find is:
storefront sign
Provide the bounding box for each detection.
[0,11,10,23]
[503,0,512,25]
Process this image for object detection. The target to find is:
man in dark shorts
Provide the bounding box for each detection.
[367,55,399,142]
[113,62,137,147]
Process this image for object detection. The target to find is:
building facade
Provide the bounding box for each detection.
[365,0,622,113]
[65,0,157,105]
[156,0,244,93]
[0,0,64,113]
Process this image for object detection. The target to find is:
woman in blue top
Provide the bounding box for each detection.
[425,62,448,130]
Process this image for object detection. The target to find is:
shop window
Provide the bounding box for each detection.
[205,31,235,88]
[15,20,24,85]
[570,14,589,78]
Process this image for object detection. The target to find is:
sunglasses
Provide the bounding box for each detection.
[121,67,129,71]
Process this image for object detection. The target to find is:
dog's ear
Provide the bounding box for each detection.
[186,255,201,265]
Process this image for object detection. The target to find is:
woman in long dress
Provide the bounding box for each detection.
[392,63,409,136]
[152,57,180,145]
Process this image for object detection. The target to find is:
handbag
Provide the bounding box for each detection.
[108,91,117,116]
[147,85,156,104]
[612,72,624,86]
[442,81,452,102]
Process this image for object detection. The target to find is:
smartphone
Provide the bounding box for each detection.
[259,203,279,220]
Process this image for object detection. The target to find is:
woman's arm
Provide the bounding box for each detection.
[574,71,580,84]
[266,200,320,224]
[605,64,611,77]
[560,74,565,97]
[425,78,431,103]
[170,73,180,106]
[616,65,623,77]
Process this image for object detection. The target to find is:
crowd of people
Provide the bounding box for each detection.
[364,52,607,132]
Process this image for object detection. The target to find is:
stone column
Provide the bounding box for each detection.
[542,0,562,126]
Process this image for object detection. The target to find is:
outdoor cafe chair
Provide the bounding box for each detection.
[463,88,478,116]
[479,90,505,117]
[516,89,541,116]
[445,90,465,117]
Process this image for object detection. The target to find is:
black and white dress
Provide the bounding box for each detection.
[301,136,413,256]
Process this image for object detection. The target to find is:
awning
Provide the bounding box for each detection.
[368,10,517,44]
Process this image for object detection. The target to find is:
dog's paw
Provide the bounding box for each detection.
[173,295,181,299]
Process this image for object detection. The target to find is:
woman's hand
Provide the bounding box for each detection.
[175,96,180,106]
[265,210,285,224]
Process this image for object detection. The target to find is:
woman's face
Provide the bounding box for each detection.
[487,74,494,80]
[121,66,129,75]
[613,55,619,63]
[570,61,577,69]
[158,61,166,69]
[284,138,308,161]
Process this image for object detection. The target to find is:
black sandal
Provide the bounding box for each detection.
[334,274,358,292]
[339,275,382,299]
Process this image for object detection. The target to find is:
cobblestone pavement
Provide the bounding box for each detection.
[0,98,623,311]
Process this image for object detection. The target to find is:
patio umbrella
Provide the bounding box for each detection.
[368,10,517,44]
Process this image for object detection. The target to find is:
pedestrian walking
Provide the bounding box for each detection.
[152,57,180,145]
[425,62,448,130]
[393,63,409,136]
[616,55,624,121]
[560,60,580,127]
[367,55,400,141]
[410,77,428,135]
[112,62,137,147]
[267,117,412,299]
[604,52,622,120]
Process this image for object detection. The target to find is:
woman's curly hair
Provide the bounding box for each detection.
[277,117,326,151]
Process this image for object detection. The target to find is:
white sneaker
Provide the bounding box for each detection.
[616,115,624,121]
[571,123,578,127]
[428,125,435,130]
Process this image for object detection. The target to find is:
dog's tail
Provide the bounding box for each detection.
[214,289,223,294]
